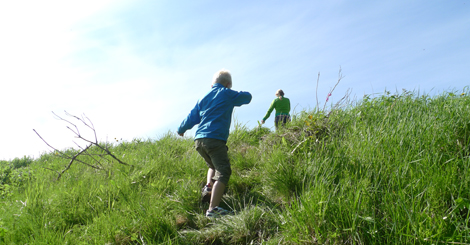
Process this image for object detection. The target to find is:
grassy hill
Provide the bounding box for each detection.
[1,89,470,244]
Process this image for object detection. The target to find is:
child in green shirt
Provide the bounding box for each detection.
[261,89,291,129]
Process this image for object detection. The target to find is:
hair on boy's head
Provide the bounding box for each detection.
[212,69,232,88]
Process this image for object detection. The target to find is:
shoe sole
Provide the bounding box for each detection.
[205,211,233,218]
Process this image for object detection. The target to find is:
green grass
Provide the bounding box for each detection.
[1,89,470,244]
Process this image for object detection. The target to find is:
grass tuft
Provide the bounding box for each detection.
[2,89,470,244]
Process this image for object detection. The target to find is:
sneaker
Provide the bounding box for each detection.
[201,184,212,203]
[205,206,232,218]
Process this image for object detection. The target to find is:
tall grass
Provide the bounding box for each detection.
[1,89,470,244]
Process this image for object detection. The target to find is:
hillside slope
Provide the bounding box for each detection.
[1,90,470,244]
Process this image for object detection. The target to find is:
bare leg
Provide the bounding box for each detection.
[206,168,215,186]
[209,181,226,210]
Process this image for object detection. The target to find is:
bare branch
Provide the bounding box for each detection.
[33,129,70,159]
[64,111,96,138]
[328,88,352,117]
[56,144,92,180]
[83,114,98,143]
[33,129,59,151]
[53,111,81,137]
[316,72,320,112]
[322,67,344,112]
[34,111,132,180]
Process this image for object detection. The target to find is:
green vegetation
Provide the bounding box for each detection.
[1,89,470,244]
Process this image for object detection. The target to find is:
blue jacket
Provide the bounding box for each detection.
[177,83,252,141]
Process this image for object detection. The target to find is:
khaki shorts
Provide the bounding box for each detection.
[195,138,231,185]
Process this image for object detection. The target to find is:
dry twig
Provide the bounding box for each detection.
[322,67,344,112]
[33,111,130,180]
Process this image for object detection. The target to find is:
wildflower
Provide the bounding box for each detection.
[326,93,332,102]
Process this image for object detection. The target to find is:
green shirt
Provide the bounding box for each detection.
[262,97,290,121]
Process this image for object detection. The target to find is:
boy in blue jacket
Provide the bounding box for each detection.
[177,69,252,217]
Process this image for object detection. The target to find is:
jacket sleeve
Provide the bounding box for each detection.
[287,98,291,113]
[262,99,276,121]
[177,103,201,134]
[232,91,252,106]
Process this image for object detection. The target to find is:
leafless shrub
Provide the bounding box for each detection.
[33,111,131,180]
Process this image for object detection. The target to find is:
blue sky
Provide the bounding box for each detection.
[1,0,469,160]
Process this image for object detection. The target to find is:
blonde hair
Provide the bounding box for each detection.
[276,89,284,97]
[212,69,232,88]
